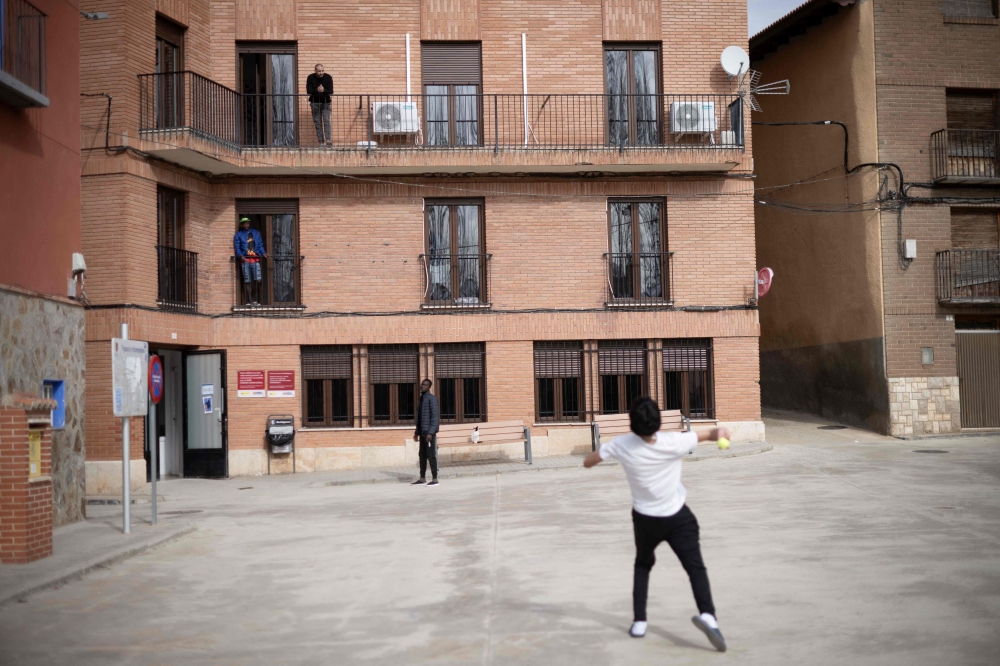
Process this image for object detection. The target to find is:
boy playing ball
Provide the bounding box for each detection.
[584,397,729,651]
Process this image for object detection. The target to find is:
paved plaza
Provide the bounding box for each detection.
[0,413,998,665]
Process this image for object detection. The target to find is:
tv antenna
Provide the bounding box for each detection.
[720,45,790,112]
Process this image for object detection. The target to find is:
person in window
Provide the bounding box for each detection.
[412,379,441,487]
[234,217,266,306]
[306,63,334,146]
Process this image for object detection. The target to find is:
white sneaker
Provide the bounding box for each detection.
[629,621,647,638]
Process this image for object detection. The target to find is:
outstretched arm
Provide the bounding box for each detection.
[697,427,730,443]
[583,450,602,468]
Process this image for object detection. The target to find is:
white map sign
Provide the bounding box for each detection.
[112,338,149,417]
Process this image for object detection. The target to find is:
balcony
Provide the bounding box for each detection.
[604,252,674,308]
[936,249,1000,304]
[137,71,746,176]
[232,255,305,313]
[156,246,198,312]
[931,129,1000,184]
[0,0,47,107]
[420,254,491,310]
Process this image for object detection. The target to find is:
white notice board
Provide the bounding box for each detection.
[112,338,149,417]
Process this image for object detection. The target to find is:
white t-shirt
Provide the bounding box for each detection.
[598,430,699,517]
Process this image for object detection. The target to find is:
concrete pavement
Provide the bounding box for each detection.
[0,412,997,665]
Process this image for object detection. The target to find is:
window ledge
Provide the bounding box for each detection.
[533,421,590,427]
[943,15,999,25]
[0,71,49,108]
[420,303,492,311]
[232,305,307,314]
[29,475,52,484]
[297,425,414,432]
[605,301,675,309]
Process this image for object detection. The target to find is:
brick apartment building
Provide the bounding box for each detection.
[752,0,1000,435]
[1,0,86,562]
[80,0,762,489]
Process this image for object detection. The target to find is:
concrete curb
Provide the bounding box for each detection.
[0,525,195,607]
[689,443,774,461]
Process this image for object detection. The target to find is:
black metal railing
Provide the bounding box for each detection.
[138,74,745,153]
[936,249,1000,303]
[1,0,46,95]
[139,71,242,145]
[232,255,304,310]
[605,252,673,306]
[420,254,491,307]
[932,129,1000,182]
[157,246,198,312]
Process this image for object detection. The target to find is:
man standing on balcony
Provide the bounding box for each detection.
[306,64,334,146]
[234,217,266,306]
[412,379,441,487]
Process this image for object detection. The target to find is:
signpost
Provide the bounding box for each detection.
[267,371,296,398]
[111,325,148,534]
[148,355,163,525]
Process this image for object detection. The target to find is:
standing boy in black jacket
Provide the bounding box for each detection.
[413,379,441,486]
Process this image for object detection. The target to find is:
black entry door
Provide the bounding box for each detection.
[184,351,228,478]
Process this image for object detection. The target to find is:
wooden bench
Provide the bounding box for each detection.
[590,410,689,451]
[435,420,533,464]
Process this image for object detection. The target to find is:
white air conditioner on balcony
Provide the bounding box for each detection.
[670,101,717,134]
[372,101,420,134]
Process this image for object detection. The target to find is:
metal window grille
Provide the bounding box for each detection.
[663,339,714,419]
[1,0,46,97]
[534,341,585,422]
[301,346,353,428]
[434,342,486,423]
[598,340,647,414]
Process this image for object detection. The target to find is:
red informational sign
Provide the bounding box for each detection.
[237,370,266,398]
[267,371,296,398]
[148,355,164,404]
[756,267,774,298]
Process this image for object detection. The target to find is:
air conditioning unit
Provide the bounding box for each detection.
[670,101,717,134]
[372,101,419,135]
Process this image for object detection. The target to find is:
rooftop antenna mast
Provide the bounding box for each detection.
[720,45,790,112]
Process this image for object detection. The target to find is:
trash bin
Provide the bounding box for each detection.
[266,415,295,454]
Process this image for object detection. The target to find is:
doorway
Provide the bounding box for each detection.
[145,349,185,481]
[956,325,1000,428]
[184,351,228,478]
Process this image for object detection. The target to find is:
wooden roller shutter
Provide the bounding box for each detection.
[369,345,420,383]
[946,90,998,130]
[951,209,1000,249]
[421,42,482,85]
[534,342,583,378]
[598,340,646,374]
[156,15,186,46]
[662,339,711,371]
[301,346,353,379]
[236,199,299,215]
[434,343,484,378]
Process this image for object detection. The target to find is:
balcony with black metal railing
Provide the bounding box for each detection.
[157,246,198,312]
[231,254,305,313]
[936,249,1000,304]
[931,129,1000,184]
[420,254,491,309]
[0,0,47,107]
[604,252,674,308]
[137,71,747,176]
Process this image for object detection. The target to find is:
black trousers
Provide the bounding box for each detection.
[419,433,438,479]
[632,505,715,622]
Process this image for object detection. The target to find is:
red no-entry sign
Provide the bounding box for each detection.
[148,355,164,404]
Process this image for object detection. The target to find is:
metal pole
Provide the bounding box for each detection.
[522,34,528,146]
[150,389,157,525]
[121,322,131,534]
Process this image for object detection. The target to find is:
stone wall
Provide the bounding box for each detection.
[0,287,86,526]
[888,376,961,437]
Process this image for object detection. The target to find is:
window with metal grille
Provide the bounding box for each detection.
[607,199,668,302]
[604,43,661,146]
[599,340,647,414]
[942,0,998,18]
[301,346,353,427]
[424,200,486,306]
[369,344,420,425]
[534,341,584,422]
[234,200,300,307]
[663,339,714,419]
[421,42,482,146]
[434,342,486,423]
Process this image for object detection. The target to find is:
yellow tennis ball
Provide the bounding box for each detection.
[718,437,730,450]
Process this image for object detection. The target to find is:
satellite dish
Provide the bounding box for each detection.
[721,46,749,77]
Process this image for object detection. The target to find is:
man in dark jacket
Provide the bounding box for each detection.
[412,379,441,486]
[306,64,334,146]
[234,217,266,306]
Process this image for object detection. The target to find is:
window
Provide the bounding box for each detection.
[369,345,420,425]
[238,42,297,146]
[534,342,584,422]
[951,208,1000,249]
[425,200,486,305]
[235,199,300,307]
[157,187,197,311]
[421,42,482,146]
[41,379,65,429]
[663,339,714,419]
[434,343,486,423]
[599,340,647,414]
[604,43,661,146]
[302,346,353,427]
[158,186,184,249]
[942,0,998,18]
[608,199,668,301]
[155,16,185,128]
[947,89,998,130]
[0,0,47,106]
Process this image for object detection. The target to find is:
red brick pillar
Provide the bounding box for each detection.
[0,394,56,564]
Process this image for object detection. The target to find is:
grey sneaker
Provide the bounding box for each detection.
[629,621,647,638]
[692,616,726,652]
[411,478,426,486]
[427,479,439,487]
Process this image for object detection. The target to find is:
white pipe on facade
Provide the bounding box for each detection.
[522,34,528,145]
[406,33,411,102]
